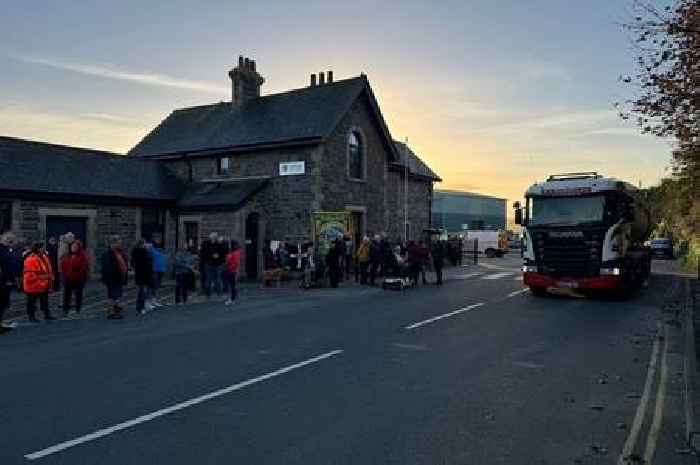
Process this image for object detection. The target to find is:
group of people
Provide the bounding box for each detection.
[0,230,243,329]
[352,234,445,287]
[0,231,90,331]
[0,228,447,332]
[295,233,446,290]
[100,232,242,319]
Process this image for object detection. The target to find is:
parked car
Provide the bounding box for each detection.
[650,238,673,259]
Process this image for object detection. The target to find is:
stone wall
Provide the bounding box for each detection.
[385,171,433,241]
[163,145,322,245]
[8,200,144,274]
[320,95,389,236]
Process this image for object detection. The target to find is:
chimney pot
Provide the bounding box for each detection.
[310,74,317,87]
[327,70,333,83]
[318,72,325,85]
[230,55,264,108]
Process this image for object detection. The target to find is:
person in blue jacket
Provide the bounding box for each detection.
[148,239,167,307]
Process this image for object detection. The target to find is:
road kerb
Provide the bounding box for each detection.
[683,278,700,452]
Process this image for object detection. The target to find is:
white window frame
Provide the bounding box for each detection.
[217,157,231,175]
[346,128,367,181]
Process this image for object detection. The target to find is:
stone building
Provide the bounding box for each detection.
[0,56,440,278]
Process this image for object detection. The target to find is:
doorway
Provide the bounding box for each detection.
[46,216,88,247]
[245,213,259,279]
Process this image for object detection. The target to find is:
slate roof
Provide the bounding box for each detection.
[177,178,270,210]
[129,76,388,158]
[393,141,441,181]
[0,136,183,201]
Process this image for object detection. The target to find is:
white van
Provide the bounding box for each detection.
[463,230,508,258]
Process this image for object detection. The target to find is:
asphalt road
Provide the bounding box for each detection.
[0,255,694,465]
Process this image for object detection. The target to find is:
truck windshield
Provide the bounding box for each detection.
[530,196,605,226]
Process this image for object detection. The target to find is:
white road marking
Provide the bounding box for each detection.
[644,326,670,464]
[617,329,661,465]
[506,289,529,298]
[478,262,514,271]
[454,272,484,279]
[25,349,344,461]
[405,303,484,330]
[482,272,514,280]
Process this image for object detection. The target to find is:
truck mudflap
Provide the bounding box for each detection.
[523,272,621,290]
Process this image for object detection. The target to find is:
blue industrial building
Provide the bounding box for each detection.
[431,190,507,233]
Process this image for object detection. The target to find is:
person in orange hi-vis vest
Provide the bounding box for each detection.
[23,242,55,322]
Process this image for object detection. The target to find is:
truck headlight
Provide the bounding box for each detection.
[522,265,537,273]
[600,267,620,276]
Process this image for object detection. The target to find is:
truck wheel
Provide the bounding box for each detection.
[529,286,547,297]
[485,249,496,258]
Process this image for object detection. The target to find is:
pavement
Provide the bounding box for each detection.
[0,254,697,465]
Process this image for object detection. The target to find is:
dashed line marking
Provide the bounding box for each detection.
[405,303,484,330]
[506,289,529,298]
[482,272,514,280]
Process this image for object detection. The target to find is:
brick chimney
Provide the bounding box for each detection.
[228,55,265,108]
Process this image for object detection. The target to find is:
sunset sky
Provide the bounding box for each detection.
[0,0,674,209]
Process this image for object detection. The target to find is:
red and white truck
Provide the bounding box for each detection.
[514,173,651,296]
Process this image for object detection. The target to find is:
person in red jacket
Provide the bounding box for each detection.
[225,240,242,307]
[60,240,89,316]
[23,242,55,322]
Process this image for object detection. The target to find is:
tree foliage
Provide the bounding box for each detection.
[619,0,699,265]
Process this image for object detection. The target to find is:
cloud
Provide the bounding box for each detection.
[468,109,617,135]
[79,112,139,125]
[0,105,148,152]
[13,55,227,95]
[576,127,642,137]
[519,60,572,82]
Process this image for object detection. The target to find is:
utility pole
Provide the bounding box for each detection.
[404,137,409,243]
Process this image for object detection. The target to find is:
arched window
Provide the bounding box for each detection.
[348,131,364,180]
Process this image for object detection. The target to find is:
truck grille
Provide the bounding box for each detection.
[533,230,602,278]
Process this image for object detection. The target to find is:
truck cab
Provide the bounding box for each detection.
[514,172,651,296]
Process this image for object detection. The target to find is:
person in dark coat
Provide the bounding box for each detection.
[369,235,382,286]
[131,239,153,315]
[431,241,446,286]
[101,235,128,319]
[326,239,342,288]
[406,240,421,285]
[0,232,22,333]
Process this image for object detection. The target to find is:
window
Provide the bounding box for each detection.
[217,157,231,175]
[348,131,364,180]
[184,221,199,250]
[0,202,11,234]
[141,208,166,243]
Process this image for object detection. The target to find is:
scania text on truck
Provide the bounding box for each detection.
[513,172,651,296]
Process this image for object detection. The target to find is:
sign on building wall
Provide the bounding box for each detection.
[311,211,351,257]
[279,161,305,176]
